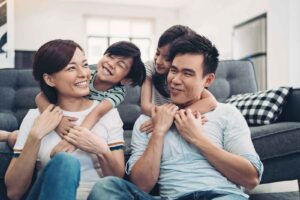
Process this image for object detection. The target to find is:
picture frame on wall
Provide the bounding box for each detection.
[0,0,13,68]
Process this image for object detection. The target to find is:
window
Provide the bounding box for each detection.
[86,17,154,64]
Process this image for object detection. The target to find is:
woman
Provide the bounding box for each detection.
[5,39,125,200]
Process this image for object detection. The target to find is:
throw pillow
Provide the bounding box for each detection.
[225,87,292,125]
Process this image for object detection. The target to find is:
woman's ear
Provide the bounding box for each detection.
[120,78,133,86]
[204,73,215,88]
[43,73,55,87]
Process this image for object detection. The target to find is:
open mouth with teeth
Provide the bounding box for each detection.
[102,66,113,76]
[74,81,88,88]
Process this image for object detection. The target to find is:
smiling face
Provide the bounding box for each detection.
[167,53,215,107]
[96,53,133,85]
[154,44,172,74]
[44,48,91,99]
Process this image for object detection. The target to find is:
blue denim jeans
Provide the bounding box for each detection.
[88,176,247,200]
[26,153,80,200]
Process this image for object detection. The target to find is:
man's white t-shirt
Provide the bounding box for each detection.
[13,100,124,199]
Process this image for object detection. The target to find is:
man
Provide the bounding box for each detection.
[88,34,263,200]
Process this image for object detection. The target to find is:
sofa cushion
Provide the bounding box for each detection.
[0,113,18,131]
[250,122,300,160]
[225,87,292,125]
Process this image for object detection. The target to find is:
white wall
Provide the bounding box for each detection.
[14,0,178,52]
[179,0,300,89]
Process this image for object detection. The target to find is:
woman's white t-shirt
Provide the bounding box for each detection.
[13,100,124,199]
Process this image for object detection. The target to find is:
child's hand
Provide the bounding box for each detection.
[55,116,78,137]
[139,119,153,134]
[50,139,76,158]
[201,115,208,125]
[192,111,208,125]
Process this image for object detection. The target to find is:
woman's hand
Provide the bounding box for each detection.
[50,139,77,158]
[65,126,110,155]
[139,119,154,134]
[31,105,63,140]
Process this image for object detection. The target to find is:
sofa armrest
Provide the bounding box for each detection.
[278,88,300,122]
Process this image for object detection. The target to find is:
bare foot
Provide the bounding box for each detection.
[8,131,18,148]
[0,130,10,141]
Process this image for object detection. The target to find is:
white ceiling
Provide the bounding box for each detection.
[61,0,196,9]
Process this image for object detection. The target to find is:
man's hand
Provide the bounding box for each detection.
[50,139,77,158]
[139,119,153,134]
[152,103,178,136]
[174,109,205,144]
[31,105,63,139]
[64,126,110,155]
[55,116,78,137]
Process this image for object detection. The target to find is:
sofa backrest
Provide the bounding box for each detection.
[209,60,258,102]
[0,60,257,131]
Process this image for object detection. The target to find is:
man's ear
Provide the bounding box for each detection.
[204,73,215,87]
[43,73,55,87]
[120,78,133,86]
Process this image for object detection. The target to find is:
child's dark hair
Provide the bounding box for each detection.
[104,41,146,86]
[168,34,219,76]
[153,25,196,97]
[32,39,83,104]
[158,25,196,48]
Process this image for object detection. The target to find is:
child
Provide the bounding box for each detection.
[0,41,146,150]
[140,25,217,133]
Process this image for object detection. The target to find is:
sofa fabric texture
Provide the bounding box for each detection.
[0,60,300,199]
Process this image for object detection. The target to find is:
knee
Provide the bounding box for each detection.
[93,177,124,191]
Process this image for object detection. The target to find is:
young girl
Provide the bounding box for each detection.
[140,25,217,132]
[0,41,146,150]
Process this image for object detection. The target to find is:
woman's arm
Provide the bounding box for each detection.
[141,77,155,116]
[5,135,41,200]
[187,89,217,114]
[97,149,125,177]
[5,105,63,200]
[64,126,125,177]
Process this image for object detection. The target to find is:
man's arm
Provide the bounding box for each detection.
[130,104,178,192]
[175,109,260,190]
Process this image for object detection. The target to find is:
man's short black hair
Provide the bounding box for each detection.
[168,34,219,76]
[104,41,146,86]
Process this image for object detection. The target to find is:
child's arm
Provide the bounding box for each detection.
[82,85,126,129]
[80,100,113,129]
[187,89,218,114]
[35,92,50,113]
[141,77,155,116]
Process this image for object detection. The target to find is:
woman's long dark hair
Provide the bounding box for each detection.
[32,39,83,104]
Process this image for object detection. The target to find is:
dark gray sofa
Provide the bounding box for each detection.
[1,60,300,199]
